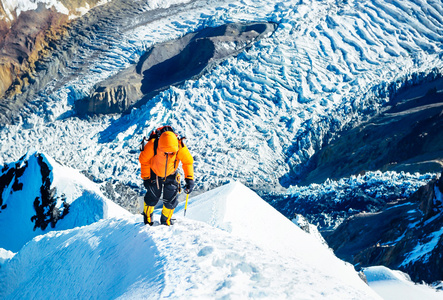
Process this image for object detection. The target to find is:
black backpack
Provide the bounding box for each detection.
[140,126,184,154]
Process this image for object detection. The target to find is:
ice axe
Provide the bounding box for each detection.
[184,193,189,217]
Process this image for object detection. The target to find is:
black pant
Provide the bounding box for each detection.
[143,170,179,209]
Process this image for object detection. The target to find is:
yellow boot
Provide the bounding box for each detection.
[160,206,174,226]
[143,204,155,226]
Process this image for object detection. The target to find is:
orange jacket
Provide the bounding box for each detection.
[139,131,194,180]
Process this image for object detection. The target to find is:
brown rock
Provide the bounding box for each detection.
[76,22,277,115]
[0,4,69,99]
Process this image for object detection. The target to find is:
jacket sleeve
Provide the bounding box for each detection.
[177,144,194,180]
[139,140,155,179]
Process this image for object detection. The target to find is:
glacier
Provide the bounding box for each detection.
[0,0,442,194]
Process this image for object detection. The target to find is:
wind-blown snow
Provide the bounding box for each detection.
[0,181,380,299]
[1,0,442,193]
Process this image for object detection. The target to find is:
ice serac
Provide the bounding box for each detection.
[75,22,277,115]
[0,151,129,252]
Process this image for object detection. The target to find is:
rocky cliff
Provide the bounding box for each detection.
[300,74,443,185]
[0,0,106,124]
[0,5,68,104]
[324,172,443,284]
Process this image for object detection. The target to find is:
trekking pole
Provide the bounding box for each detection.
[184,193,189,216]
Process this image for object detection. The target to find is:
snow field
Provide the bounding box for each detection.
[0,217,164,299]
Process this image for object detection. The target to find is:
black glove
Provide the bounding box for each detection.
[184,178,194,194]
[143,179,150,189]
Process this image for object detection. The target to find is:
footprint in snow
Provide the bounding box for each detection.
[197,245,214,257]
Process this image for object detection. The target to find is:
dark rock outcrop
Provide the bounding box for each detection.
[0,152,70,229]
[324,172,443,283]
[75,22,277,115]
[102,180,140,214]
[31,154,70,231]
[300,76,443,185]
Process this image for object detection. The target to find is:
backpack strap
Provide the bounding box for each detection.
[154,137,159,156]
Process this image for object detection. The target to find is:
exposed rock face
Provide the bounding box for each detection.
[75,22,277,115]
[324,172,443,283]
[75,66,145,115]
[0,5,68,97]
[0,152,70,231]
[102,180,140,214]
[301,76,443,185]
[0,0,108,124]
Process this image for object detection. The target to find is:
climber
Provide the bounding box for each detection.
[139,126,194,226]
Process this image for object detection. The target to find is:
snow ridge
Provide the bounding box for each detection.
[364,266,443,300]
[0,0,442,196]
[0,181,381,299]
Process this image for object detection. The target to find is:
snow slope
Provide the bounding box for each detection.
[1,0,442,192]
[180,181,368,286]
[0,181,381,299]
[364,266,443,300]
[0,151,129,252]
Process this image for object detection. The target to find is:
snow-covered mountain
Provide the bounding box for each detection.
[1,155,441,298]
[0,151,129,252]
[1,0,443,297]
[326,172,443,284]
[0,179,381,299]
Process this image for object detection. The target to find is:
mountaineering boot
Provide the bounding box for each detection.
[143,204,155,226]
[160,206,175,226]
